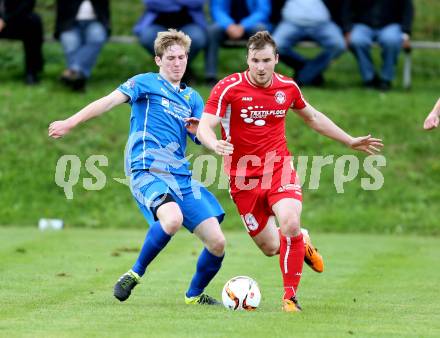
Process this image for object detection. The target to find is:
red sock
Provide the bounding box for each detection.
[279,233,305,300]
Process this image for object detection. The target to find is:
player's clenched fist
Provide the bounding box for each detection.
[48,120,73,138]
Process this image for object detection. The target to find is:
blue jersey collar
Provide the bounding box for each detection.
[157,73,188,93]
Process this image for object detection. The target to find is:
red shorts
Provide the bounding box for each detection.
[230,168,302,237]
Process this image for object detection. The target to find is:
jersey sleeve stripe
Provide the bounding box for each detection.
[274,73,308,108]
[274,73,295,85]
[215,73,243,116]
[142,97,150,169]
[220,104,232,137]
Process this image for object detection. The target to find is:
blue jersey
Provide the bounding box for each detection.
[118,73,203,177]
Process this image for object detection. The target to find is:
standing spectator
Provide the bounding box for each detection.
[205,0,271,85]
[133,0,207,82]
[342,0,414,91]
[272,0,346,86]
[0,0,44,85]
[55,0,110,91]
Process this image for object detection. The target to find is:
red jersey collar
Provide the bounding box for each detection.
[244,70,274,88]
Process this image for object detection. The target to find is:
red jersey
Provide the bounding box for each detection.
[204,70,307,177]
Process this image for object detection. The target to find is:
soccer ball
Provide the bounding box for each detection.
[221,276,261,311]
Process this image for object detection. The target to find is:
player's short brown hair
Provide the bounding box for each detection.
[154,29,191,58]
[247,31,278,55]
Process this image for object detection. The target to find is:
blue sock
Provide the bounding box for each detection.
[132,221,171,277]
[186,248,224,298]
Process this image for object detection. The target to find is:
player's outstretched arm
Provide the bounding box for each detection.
[294,104,384,155]
[423,98,440,131]
[48,90,128,138]
[197,113,234,156]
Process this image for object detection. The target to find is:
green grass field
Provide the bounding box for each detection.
[1,227,439,337]
[1,0,439,233]
[1,42,439,234]
[1,1,440,337]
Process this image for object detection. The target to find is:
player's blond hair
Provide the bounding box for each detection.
[247,31,278,55]
[154,29,192,58]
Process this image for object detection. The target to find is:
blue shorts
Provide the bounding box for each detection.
[130,170,225,232]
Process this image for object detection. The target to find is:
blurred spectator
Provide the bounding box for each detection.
[342,0,414,91]
[269,0,286,26]
[205,0,271,85]
[0,0,44,85]
[55,0,110,91]
[272,0,346,86]
[133,0,207,82]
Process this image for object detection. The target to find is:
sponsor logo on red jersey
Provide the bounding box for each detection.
[238,105,287,127]
[275,91,286,104]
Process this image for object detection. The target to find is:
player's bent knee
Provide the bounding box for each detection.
[261,246,278,257]
[159,213,183,234]
[260,245,280,257]
[278,215,301,237]
[279,214,300,227]
[208,235,226,256]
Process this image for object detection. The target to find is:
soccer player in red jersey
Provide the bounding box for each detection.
[197,31,384,312]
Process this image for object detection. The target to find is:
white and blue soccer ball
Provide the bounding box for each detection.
[221,276,261,311]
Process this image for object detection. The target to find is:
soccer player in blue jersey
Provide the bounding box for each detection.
[48,29,226,305]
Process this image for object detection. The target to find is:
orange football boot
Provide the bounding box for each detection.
[282,296,302,312]
[302,228,324,273]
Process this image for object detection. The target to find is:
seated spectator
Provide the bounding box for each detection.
[55,0,110,91]
[133,0,207,82]
[272,0,346,86]
[0,0,44,85]
[269,0,287,27]
[205,0,271,85]
[342,0,414,91]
